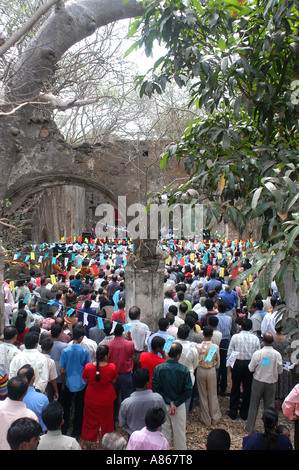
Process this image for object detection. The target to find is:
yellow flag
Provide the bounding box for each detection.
[10,281,14,291]
[219,267,224,277]
[30,252,35,260]
[217,173,226,194]
[50,274,57,285]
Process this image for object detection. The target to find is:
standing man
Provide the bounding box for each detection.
[59,325,91,439]
[34,278,53,317]
[196,326,221,427]
[147,317,174,353]
[106,322,135,419]
[226,318,260,420]
[152,343,193,450]
[246,332,283,433]
[17,364,49,432]
[216,299,232,396]
[174,324,198,414]
[127,306,151,369]
[118,368,166,436]
[9,331,49,394]
[0,326,21,375]
[0,376,38,450]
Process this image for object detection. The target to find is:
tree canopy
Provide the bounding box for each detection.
[127,0,299,311]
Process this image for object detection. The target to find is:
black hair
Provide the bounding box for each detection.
[241,318,252,331]
[262,408,279,450]
[4,325,18,340]
[94,344,110,382]
[151,336,166,351]
[217,299,228,313]
[177,291,185,301]
[208,315,219,327]
[206,429,231,450]
[133,368,150,389]
[203,325,213,338]
[158,317,170,331]
[168,342,183,358]
[179,302,188,314]
[50,323,62,338]
[72,325,86,340]
[24,331,39,349]
[7,418,42,450]
[177,324,190,340]
[128,306,141,320]
[41,336,54,352]
[145,407,166,432]
[7,376,28,401]
[17,364,34,383]
[165,312,175,325]
[204,298,214,311]
[41,401,64,430]
[168,305,178,316]
[15,310,27,334]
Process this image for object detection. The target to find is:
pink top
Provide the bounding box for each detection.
[282,384,299,420]
[0,398,38,450]
[126,427,170,450]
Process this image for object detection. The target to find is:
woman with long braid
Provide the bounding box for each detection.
[81,344,118,446]
[242,408,293,450]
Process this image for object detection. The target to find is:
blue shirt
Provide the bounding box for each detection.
[70,279,82,296]
[147,330,175,353]
[22,385,49,431]
[204,278,222,293]
[257,309,267,320]
[218,289,238,310]
[59,344,91,392]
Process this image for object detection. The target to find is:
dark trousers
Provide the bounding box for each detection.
[217,338,229,394]
[59,385,86,437]
[113,372,133,422]
[229,359,253,419]
[295,419,299,451]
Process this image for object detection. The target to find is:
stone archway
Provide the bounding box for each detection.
[5,173,119,214]
[3,175,120,244]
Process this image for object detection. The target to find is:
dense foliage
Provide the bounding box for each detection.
[127,0,299,308]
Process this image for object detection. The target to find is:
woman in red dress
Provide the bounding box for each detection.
[14,310,30,347]
[81,344,118,445]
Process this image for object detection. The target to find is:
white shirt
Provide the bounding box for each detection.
[0,342,21,375]
[127,320,150,351]
[38,430,81,450]
[175,339,198,385]
[9,348,49,393]
[248,346,283,383]
[261,311,283,337]
[163,298,176,316]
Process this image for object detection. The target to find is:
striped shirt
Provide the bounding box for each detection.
[0,366,8,400]
[216,312,232,340]
[227,330,260,361]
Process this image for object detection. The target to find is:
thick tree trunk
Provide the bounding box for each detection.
[6,0,143,102]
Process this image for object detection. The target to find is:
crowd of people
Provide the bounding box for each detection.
[0,236,298,451]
